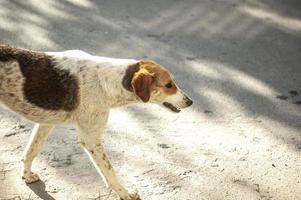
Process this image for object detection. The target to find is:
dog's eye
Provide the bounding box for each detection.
[165,82,172,88]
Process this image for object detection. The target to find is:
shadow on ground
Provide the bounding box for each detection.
[0,0,300,199]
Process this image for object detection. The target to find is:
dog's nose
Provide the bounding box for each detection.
[185,98,193,106]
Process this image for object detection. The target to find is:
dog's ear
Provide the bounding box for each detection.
[132,68,154,103]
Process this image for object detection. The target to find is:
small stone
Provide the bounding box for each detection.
[181,170,193,175]
[239,157,247,161]
[289,90,298,96]
[46,185,60,193]
[294,101,301,105]
[19,125,25,129]
[204,110,213,114]
[4,132,17,137]
[186,57,196,61]
[276,95,288,100]
[254,184,260,193]
[141,183,149,187]
[173,185,181,190]
[157,144,170,149]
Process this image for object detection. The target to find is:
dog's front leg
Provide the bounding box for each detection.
[78,125,140,200]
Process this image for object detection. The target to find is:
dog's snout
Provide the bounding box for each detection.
[185,97,193,106]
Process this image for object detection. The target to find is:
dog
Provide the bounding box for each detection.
[0,44,192,200]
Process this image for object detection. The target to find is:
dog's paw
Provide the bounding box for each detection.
[22,172,40,183]
[120,192,141,200]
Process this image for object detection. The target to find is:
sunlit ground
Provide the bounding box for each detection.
[0,0,300,199]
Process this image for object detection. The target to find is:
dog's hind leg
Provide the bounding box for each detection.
[21,124,54,183]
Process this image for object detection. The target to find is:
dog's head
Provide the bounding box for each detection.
[123,59,192,113]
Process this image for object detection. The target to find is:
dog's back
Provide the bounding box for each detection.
[0,45,78,124]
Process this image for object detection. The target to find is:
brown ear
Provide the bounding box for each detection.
[132,69,154,102]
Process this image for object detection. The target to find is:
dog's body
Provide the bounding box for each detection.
[0,44,192,200]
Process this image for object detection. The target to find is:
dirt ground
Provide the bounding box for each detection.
[0,0,301,199]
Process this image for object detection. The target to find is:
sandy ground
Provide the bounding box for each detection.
[0,0,301,199]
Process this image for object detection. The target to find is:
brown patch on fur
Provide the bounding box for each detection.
[132,68,154,102]
[122,62,140,91]
[123,59,178,102]
[102,153,106,161]
[160,81,177,95]
[107,163,112,170]
[0,44,79,111]
[90,150,94,154]
[138,59,177,94]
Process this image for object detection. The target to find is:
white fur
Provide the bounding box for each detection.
[1,50,142,200]
[163,88,188,109]
[0,49,191,200]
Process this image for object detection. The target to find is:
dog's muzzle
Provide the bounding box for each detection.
[163,96,193,113]
[184,97,193,107]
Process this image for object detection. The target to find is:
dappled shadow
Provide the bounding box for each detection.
[246,0,301,20]
[0,0,301,199]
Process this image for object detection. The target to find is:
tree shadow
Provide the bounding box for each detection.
[0,0,301,199]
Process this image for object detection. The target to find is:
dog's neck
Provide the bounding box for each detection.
[111,90,140,107]
[95,60,141,108]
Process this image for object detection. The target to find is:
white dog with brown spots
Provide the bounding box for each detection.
[0,44,192,200]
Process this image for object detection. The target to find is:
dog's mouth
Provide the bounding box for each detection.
[163,102,181,113]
